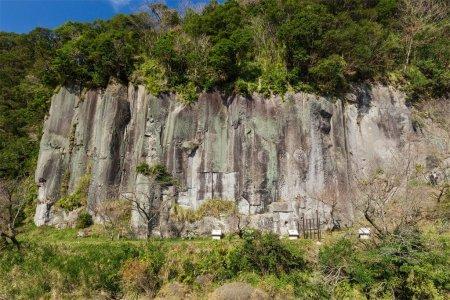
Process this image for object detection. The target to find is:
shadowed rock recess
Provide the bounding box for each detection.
[34,83,412,237]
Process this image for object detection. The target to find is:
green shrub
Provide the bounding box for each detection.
[56,194,84,212]
[176,81,198,104]
[333,280,364,299]
[319,232,450,299]
[404,65,431,101]
[56,173,91,211]
[257,274,295,298]
[150,163,174,186]
[257,61,289,97]
[319,237,354,277]
[227,230,306,276]
[137,162,175,186]
[136,162,151,176]
[235,78,252,96]
[2,226,448,299]
[76,211,93,229]
[51,15,141,87]
[309,55,348,93]
[136,58,168,95]
[285,270,330,298]
[157,239,234,284]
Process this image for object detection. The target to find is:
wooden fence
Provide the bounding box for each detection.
[300,210,321,240]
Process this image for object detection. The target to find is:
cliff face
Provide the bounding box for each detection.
[34,83,412,236]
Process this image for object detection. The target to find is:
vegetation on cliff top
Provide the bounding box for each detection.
[33,0,450,99]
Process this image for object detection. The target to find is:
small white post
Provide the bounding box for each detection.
[288,229,300,240]
[358,228,371,240]
[211,229,222,240]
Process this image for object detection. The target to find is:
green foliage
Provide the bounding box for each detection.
[176,81,198,104]
[319,231,450,299]
[309,55,348,93]
[0,137,38,179]
[150,31,190,90]
[56,192,84,212]
[52,15,142,87]
[76,211,93,229]
[56,173,91,212]
[148,164,174,186]
[0,241,142,298]
[0,30,54,179]
[136,162,152,176]
[227,230,306,276]
[404,65,432,101]
[121,245,165,296]
[134,58,168,95]
[136,162,174,186]
[20,176,39,224]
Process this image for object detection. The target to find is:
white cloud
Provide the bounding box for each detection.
[108,0,131,11]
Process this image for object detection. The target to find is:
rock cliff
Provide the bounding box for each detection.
[34,83,414,236]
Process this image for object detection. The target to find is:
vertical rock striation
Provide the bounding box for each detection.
[34,83,412,235]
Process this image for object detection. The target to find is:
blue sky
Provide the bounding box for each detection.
[0,0,209,33]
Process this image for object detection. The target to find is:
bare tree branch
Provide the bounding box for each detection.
[349,138,437,241]
[122,177,163,238]
[399,0,448,68]
[0,179,26,250]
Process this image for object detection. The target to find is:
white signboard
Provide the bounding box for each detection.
[288,229,299,240]
[358,228,371,239]
[211,229,222,240]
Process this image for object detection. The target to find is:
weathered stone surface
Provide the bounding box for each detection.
[35,84,130,225]
[35,87,78,226]
[49,207,83,229]
[34,83,415,236]
[181,215,241,237]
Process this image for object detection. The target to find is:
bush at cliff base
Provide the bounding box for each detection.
[319,228,450,299]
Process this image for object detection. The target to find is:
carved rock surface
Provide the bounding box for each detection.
[34,83,412,235]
